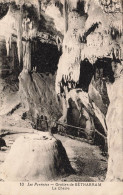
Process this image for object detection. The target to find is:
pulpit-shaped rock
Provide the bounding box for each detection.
[0,132,73,181]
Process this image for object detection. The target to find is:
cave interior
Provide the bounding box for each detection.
[0,0,123,183]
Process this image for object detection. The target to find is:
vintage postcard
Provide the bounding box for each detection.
[0,0,122,194]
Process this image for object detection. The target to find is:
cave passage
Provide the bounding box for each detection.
[0,37,20,78]
[78,59,94,92]
[78,57,115,93]
[0,3,9,19]
[31,40,61,74]
[93,57,115,83]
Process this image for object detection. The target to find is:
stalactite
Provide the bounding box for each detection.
[38,0,41,19]
[63,0,68,33]
[5,32,12,56]
[16,7,23,66]
[23,40,31,71]
[2,6,13,57]
[5,36,10,56]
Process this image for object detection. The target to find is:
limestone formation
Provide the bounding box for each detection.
[0,132,73,181]
[106,63,123,181]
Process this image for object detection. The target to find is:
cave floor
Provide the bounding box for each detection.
[0,118,107,182]
[54,134,107,182]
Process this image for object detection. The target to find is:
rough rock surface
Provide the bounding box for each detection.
[19,70,62,123]
[58,88,107,141]
[106,68,123,181]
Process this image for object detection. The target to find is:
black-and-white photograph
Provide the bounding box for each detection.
[0,0,122,193]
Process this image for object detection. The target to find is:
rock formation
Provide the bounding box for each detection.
[106,62,123,181]
[0,132,73,181]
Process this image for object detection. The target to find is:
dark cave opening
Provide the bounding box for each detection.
[31,40,61,74]
[92,57,114,107]
[77,59,94,92]
[0,3,9,19]
[0,37,20,80]
[76,0,85,15]
[78,57,115,93]
[93,57,115,83]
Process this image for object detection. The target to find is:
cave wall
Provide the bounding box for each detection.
[0,35,20,110]
[106,63,123,181]
[0,36,10,77]
[19,70,62,129]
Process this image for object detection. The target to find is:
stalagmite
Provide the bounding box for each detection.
[0,133,73,181]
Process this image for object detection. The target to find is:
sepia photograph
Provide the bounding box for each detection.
[0,0,122,194]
